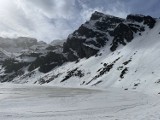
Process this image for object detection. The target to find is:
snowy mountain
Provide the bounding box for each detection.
[0,11,160,94]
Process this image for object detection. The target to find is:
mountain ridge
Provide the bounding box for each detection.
[0,11,160,94]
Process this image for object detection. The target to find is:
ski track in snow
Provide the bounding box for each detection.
[0,84,160,120]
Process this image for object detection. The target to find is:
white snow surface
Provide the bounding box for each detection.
[0,84,160,120]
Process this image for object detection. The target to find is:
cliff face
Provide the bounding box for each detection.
[63,12,156,61]
[63,11,124,60]
[0,37,66,82]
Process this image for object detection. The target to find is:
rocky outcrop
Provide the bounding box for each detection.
[63,12,156,58]
[126,14,156,28]
[63,11,124,60]
[2,59,29,74]
[110,23,133,51]
[0,58,29,82]
[91,11,124,32]
[28,52,67,73]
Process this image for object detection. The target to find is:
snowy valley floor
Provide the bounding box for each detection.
[0,84,160,120]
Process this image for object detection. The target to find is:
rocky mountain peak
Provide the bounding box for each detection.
[63,12,156,60]
[0,11,158,84]
[90,11,124,21]
[126,14,156,28]
[63,11,126,61]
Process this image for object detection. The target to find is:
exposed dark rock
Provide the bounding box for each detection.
[80,81,85,85]
[67,50,79,62]
[63,11,125,59]
[86,57,121,85]
[19,52,41,60]
[82,45,99,58]
[0,69,25,83]
[120,67,128,79]
[63,12,156,59]
[128,24,145,33]
[63,37,85,59]
[103,63,107,67]
[61,68,84,82]
[36,73,62,85]
[0,58,30,82]
[127,14,146,23]
[110,23,133,51]
[92,81,102,86]
[123,59,132,65]
[91,11,124,32]
[2,58,29,73]
[20,71,36,80]
[28,52,67,73]
[155,79,160,84]
[90,11,105,20]
[117,66,123,70]
[124,88,128,90]
[134,83,140,87]
[127,14,156,28]
[63,26,106,59]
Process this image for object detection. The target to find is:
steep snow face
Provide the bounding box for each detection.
[11,19,160,94]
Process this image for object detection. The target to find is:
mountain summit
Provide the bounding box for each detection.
[0,11,160,94]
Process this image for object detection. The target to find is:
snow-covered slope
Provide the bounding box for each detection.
[1,12,160,94]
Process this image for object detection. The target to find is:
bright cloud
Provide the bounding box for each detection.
[0,0,159,43]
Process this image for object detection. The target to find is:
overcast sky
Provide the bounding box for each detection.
[0,0,159,42]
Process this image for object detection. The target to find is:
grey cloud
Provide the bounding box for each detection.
[0,0,159,43]
[122,0,160,17]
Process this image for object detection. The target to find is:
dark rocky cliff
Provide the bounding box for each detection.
[63,12,156,60]
[0,11,156,82]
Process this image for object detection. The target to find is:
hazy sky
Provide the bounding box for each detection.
[0,0,159,42]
